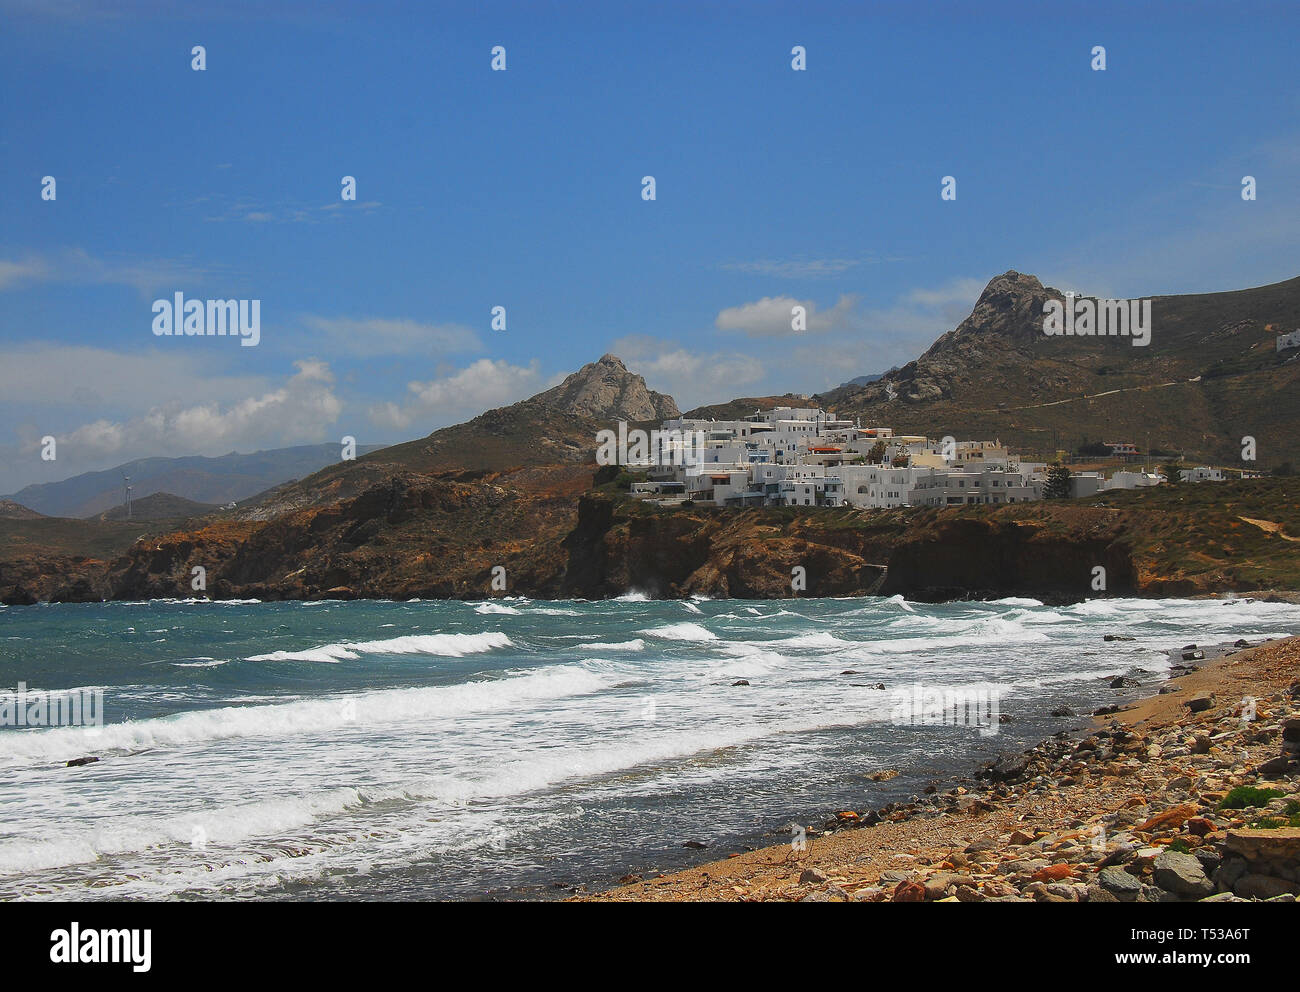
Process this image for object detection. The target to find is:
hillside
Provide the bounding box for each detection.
[239,354,676,519]
[96,492,219,522]
[683,393,822,420]
[818,271,1300,466]
[5,477,1297,605]
[0,500,43,520]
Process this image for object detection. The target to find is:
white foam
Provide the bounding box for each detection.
[581,639,646,652]
[473,603,520,615]
[246,631,512,663]
[640,622,717,642]
[0,665,605,767]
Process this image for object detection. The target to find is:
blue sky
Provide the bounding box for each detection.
[3,0,1299,492]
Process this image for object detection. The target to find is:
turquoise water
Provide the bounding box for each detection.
[1,594,1296,900]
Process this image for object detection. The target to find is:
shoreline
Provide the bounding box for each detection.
[577,635,1300,902]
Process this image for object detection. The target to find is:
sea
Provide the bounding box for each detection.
[1,594,1296,901]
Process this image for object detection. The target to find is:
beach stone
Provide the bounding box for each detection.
[1132,847,1164,868]
[1224,827,1300,862]
[731,679,749,687]
[1234,874,1300,899]
[1194,849,1222,875]
[1214,856,1248,890]
[1135,803,1198,832]
[65,756,99,768]
[1086,883,1120,902]
[988,753,1030,781]
[1110,676,1140,689]
[799,867,830,885]
[1153,850,1214,898]
[923,873,974,900]
[1098,867,1142,901]
[1256,756,1293,775]
[1185,696,1214,713]
[891,880,927,902]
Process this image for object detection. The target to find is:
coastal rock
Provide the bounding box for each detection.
[986,753,1030,781]
[65,756,99,768]
[1224,827,1300,863]
[1134,803,1199,832]
[891,880,927,902]
[1098,866,1142,901]
[1234,874,1300,899]
[1152,850,1214,898]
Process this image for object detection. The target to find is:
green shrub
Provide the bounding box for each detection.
[1220,786,1285,810]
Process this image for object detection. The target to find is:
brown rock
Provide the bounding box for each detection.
[892,880,927,902]
[1134,803,1199,833]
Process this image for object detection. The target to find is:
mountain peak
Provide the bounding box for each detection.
[534,355,680,421]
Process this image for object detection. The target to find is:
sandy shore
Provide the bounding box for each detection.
[579,635,1300,902]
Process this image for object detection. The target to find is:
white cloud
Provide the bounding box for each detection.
[715,293,859,337]
[0,256,51,289]
[300,315,481,356]
[368,358,552,431]
[21,359,342,462]
[0,247,210,296]
[610,335,765,410]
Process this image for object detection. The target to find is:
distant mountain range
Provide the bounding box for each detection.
[4,443,386,519]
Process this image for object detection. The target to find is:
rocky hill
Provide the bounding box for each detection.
[820,270,1300,467]
[96,492,219,522]
[239,354,677,520]
[0,500,43,520]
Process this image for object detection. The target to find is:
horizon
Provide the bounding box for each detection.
[5,0,1300,492]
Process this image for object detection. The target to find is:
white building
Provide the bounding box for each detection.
[1180,466,1225,483]
[1105,470,1163,490]
[1277,329,1300,352]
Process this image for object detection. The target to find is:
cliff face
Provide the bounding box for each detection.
[559,495,1132,602]
[880,514,1136,601]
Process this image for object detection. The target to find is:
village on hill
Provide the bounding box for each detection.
[617,406,1260,509]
